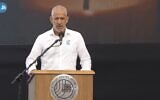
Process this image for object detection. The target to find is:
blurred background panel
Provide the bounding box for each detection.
[21,0,84,12]
[90,0,143,11]
[0,0,159,45]
[88,0,158,44]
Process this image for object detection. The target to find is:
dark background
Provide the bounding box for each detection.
[0,0,160,100]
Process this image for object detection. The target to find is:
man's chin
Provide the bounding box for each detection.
[54,28,65,33]
[58,29,65,33]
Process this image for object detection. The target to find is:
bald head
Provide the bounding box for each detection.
[51,5,68,16]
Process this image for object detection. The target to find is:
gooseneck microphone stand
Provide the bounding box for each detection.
[11,38,62,100]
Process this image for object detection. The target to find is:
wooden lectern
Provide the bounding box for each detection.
[28,70,95,100]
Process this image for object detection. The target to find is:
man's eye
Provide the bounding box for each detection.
[60,18,65,20]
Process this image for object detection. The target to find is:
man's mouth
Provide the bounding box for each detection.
[57,26,63,29]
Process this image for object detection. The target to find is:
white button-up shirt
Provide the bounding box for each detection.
[26,28,91,74]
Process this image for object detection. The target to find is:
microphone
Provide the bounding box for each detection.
[11,32,65,85]
[59,32,65,44]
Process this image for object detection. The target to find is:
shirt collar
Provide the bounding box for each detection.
[49,28,69,37]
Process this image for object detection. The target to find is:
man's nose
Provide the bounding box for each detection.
[57,19,62,24]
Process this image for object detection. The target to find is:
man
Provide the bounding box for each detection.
[26,5,91,74]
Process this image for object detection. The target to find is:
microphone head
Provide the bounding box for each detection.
[59,32,64,40]
[58,32,64,45]
[59,32,64,37]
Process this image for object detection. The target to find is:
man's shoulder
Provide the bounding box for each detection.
[38,29,52,37]
[35,29,52,41]
[66,28,81,36]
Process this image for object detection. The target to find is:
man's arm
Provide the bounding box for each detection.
[77,33,91,70]
[25,36,43,74]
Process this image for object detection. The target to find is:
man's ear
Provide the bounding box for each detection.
[66,16,69,23]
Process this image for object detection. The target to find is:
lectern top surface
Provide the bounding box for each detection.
[31,70,95,75]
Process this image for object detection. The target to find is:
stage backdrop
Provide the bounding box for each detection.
[0,0,159,45]
[0,1,160,100]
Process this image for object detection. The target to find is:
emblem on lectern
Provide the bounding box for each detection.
[50,74,78,100]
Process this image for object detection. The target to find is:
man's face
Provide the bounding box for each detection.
[50,11,69,34]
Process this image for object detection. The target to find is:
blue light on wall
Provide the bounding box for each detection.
[0,2,7,13]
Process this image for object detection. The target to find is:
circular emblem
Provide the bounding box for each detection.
[50,74,78,100]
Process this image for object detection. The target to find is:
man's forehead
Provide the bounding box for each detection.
[51,5,67,16]
[52,13,67,18]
